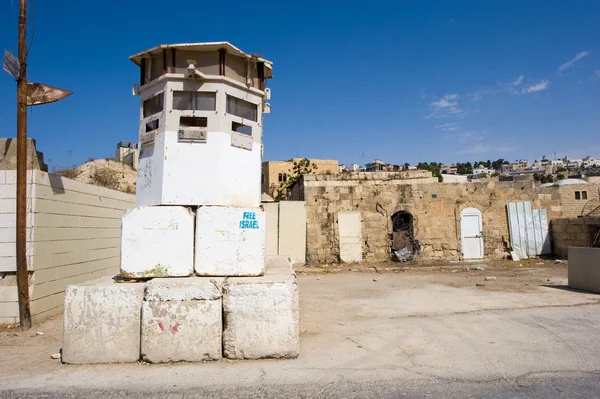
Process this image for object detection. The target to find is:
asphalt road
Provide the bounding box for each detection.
[3,374,600,398]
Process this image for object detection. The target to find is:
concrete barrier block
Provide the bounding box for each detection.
[223,270,299,359]
[62,277,144,364]
[568,247,600,294]
[141,278,223,363]
[195,206,265,276]
[121,206,194,278]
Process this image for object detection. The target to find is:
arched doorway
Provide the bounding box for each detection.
[460,207,484,259]
[391,211,418,260]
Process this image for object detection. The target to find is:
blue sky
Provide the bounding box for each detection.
[0,0,599,169]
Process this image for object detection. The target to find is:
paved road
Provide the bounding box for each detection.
[3,373,600,398]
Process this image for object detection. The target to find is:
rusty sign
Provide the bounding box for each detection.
[26,82,72,106]
[3,50,19,79]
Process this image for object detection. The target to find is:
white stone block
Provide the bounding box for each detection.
[195,206,265,276]
[141,278,223,363]
[62,277,144,364]
[223,269,299,359]
[121,206,194,278]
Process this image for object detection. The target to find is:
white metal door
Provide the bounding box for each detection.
[337,211,362,263]
[460,208,484,259]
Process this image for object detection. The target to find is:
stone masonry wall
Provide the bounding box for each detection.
[551,216,600,258]
[301,172,600,263]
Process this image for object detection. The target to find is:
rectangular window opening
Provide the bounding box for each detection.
[226,95,257,121]
[575,191,581,200]
[232,121,252,135]
[143,93,164,118]
[180,116,208,128]
[145,119,159,133]
[173,91,216,111]
[582,191,588,200]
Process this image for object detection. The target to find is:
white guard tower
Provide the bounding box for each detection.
[129,42,273,207]
[121,42,273,278]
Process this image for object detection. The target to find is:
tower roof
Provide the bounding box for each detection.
[129,41,272,77]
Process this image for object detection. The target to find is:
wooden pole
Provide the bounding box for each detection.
[16,0,31,330]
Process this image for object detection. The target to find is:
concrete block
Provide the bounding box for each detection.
[195,206,265,276]
[120,206,194,278]
[141,278,223,363]
[223,270,299,359]
[62,277,144,364]
[568,247,600,294]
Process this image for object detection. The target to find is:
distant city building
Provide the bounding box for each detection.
[441,163,457,174]
[115,141,138,170]
[339,163,363,173]
[261,158,338,197]
[472,164,494,176]
[365,159,400,172]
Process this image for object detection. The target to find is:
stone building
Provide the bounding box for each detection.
[261,158,338,197]
[291,171,600,263]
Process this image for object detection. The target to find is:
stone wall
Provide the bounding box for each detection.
[551,216,600,258]
[298,172,600,264]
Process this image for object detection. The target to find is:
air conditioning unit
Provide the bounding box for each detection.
[178,128,207,143]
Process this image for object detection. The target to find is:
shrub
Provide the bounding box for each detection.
[91,166,121,190]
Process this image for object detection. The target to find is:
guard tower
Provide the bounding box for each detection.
[129,42,273,207]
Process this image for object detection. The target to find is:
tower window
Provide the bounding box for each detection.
[232,122,252,135]
[143,93,164,118]
[226,95,257,121]
[173,91,216,111]
[180,116,207,128]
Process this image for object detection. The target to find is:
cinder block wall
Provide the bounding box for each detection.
[551,216,600,258]
[0,170,135,324]
[0,171,35,324]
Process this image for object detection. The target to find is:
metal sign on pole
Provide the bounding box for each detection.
[3,50,19,79]
[27,83,72,106]
[11,0,72,330]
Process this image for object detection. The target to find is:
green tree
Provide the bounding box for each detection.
[275,158,317,201]
[556,173,566,180]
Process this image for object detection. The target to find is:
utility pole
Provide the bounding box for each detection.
[16,0,31,330]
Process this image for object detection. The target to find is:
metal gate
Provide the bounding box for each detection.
[506,201,551,259]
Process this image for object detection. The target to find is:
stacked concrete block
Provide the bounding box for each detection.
[223,268,299,359]
[141,277,224,363]
[62,277,145,364]
[195,206,266,276]
[120,206,195,278]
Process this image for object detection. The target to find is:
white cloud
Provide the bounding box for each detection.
[558,50,591,72]
[467,87,491,102]
[432,93,459,108]
[458,143,491,154]
[520,80,550,94]
[436,122,459,131]
[511,75,524,87]
[427,93,467,118]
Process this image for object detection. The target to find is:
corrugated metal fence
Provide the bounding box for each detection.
[507,201,551,259]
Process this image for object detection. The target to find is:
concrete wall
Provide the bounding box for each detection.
[551,216,600,258]
[298,172,600,263]
[263,201,307,264]
[0,170,135,324]
[568,247,600,294]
